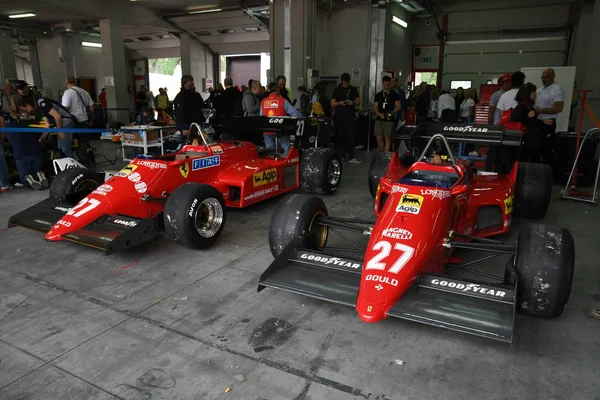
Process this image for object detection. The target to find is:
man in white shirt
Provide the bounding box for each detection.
[437,89,456,121]
[534,68,564,164]
[496,71,525,120]
[488,74,511,124]
[62,76,94,127]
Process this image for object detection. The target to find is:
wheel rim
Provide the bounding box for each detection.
[194,198,224,238]
[327,159,341,187]
[309,211,328,248]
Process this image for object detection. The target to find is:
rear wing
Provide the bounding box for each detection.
[411,123,522,147]
[212,116,316,148]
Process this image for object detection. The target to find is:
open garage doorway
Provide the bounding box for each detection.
[148,57,182,102]
[219,53,270,88]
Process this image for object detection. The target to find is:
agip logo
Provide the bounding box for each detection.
[253,168,278,187]
[396,194,424,215]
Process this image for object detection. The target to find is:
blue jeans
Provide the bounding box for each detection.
[263,134,290,156]
[0,139,9,188]
[15,156,43,186]
[58,132,74,158]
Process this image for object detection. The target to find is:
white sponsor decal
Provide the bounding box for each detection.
[366,274,399,287]
[127,172,141,183]
[244,185,280,201]
[113,219,137,228]
[420,189,451,200]
[391,185,409,194]
[430,279,506,298]
[56,220,72,228]
[299,253,361,269]
[71,173,84,186]
[381,227,413,240]
[288,158,299,164]
[268,118,283,123]
[396,205,420,214]
[54,205,71,213]
[189,198,198,217]
[443,126,488,133]
[135,160,167,169]
[92,184,113,196]
[135,181,147,193]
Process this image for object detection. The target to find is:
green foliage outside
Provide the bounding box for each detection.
[149,58,181,76]
[419,72,438,85]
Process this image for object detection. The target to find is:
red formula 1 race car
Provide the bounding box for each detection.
[259,125,575,343]
[8,117,342,254]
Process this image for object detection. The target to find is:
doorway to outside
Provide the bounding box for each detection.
[414,71,438,86]
[219,53,270,88]
[147,57,182,101]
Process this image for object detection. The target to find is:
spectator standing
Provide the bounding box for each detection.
[62,76,94,127]
[173,75,207,139]
[146,87,155,110]
[0,84,11,115]
[391,78,406,119]
[260,82,303,156]
[312,81,333,147]
[136,85,148,114]
[459,88,476,123]
[331,72,361,163]
[496,71,525,118]
[373,76,401,152]
[297,86,311,116]
[534,68,564,164]
[242,80,262,117]
[415,82,430,124]
[98,88,107,109]
[277,75,292,102]
[454,87,465,112]
[429,88,441,120]
[437,89,456,121]
[488,74,512,124]
[511,83,544,163]
[219,77,243,117]
[156,88,169,111]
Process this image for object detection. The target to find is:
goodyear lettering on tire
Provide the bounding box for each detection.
[396,194,424,215]
[254,168,278,187]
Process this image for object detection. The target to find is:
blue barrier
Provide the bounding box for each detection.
[0,127,111,133]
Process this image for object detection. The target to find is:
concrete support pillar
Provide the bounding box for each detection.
[581,1,600,97]
[100,19,130,123]
[269,0,315,103]
[179,33,211,98]
[368,6,386,108]
[180,33,191,76]
[0,32,17,84]
[28,39,43,89]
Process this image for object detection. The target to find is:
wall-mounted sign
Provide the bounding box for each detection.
[352,68,361,80]
[421,57,432,63]
[413,46,439,70]
[104,76,114,87]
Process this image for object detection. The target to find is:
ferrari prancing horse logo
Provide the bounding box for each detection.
[179,163,189,179]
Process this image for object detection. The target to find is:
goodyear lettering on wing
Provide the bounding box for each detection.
[192,156,221,171]
[430,278,506,298]
[396,194,424,215]
[253,168,278,187]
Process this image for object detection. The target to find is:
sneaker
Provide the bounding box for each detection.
[348,158,362,164]
[0,186,11,193]
[25,174,43,190]
[14,182,25,188]
[584,308,600,320]
[37,172,49,189]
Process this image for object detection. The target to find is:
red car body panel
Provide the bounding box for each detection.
[45,140,302,243]
[356,153,518,323]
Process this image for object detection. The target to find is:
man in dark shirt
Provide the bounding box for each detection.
[136,85,148,114]
[173,75,207,141]
[373,76,401,152]
[218,77,243,118]
[331,72,361,163]
[277,75,291,102]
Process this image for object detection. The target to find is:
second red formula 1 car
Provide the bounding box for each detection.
[259,125,575,343]
[9,117,342,254]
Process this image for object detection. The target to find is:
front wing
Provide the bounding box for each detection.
[8,198,157,255]
[259,239,516,343]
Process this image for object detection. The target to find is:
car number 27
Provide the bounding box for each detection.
[365,240,415,274]
[66,198,101,218]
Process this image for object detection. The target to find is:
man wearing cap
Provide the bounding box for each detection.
[260,82,303,156]
[9,81,36,121]
[534,68,564,164]
[488,74,512,125]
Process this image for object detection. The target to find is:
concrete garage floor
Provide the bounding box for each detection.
[0,149,599,400]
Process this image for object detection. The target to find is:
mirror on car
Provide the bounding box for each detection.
[451,184,468,196]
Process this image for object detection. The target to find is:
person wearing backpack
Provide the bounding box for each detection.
[36,96,78,158]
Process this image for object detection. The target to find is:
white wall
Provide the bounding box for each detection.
[36,36,66,100]
[14,57,33,85]
[132,46,181,60]
[384,4,412,85]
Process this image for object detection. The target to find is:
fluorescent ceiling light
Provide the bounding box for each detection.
[9,13,36,19]
[392,16,408,28]
[189,8,221,14]
[82,41,102,48]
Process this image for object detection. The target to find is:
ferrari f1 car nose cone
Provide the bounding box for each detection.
[356,297,390,323]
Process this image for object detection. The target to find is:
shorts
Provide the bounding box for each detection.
[374,120,394,137]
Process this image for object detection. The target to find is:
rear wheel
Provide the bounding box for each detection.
[49,167,103,204]
[514,223,574,318]
[268,194,329,258]
[514,162,553,219]
[164,183,226,249]
[368,152,393,198]
[300,148,342,194]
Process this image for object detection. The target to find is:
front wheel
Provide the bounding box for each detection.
[268,194,329,258]
[514,162,553,219]
[164,183,226,249]
[49,167,104,204]
[514,223,575,318]
[300,148,342,194]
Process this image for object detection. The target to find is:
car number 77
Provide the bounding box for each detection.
[365,240,415,274]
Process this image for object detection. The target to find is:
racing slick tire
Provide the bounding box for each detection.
[368,151,393,198]
[514,223,575,318]
[514,162,553,219]
[300,148,342,195]
[49,167,103,204]
[269,194,328,258]
[164,183,227,250]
